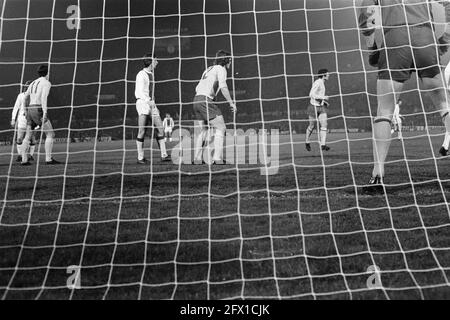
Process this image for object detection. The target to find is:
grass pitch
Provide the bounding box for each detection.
[0,131,450,299]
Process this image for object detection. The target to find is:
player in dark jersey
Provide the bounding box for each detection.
[359,0,450,193]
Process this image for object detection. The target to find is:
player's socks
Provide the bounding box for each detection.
[371,119,392,178]
[442,132,450,151]
[212,130,224,161]
[194,129,207,161]
[16,143,21,156]
[305,126,314,144]
[157,137,168,158]
[45,136,54,162]
[136,137,145,161]
[319,128,327,147]
[29,144,35,157]
[21,139,29,164]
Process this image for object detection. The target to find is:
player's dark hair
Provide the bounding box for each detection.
[214,50,231,66]
[143,54,153,68]
[37,65,48,77]
[318,69,328,78]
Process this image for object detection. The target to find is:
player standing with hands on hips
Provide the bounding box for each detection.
[305,69,331,152]
[134,54,170,163]
[192,50,236,165]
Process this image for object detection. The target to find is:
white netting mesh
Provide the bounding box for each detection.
[0,0,449,300]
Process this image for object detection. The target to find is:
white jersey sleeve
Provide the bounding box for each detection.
[11,93,24,121]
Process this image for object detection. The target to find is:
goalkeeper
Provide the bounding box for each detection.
[359,0,450,193]
[305,68,331,152]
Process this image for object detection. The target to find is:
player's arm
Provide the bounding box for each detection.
[11,95,21,127]
[436,0,450,55]
[358,0,380,65]
[358,0,378,36]
[218,68,236,112]
[170,118,174,128]
[41,82,51,122]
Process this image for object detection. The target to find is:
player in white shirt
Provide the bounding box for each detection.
[305,69,330,152]
[10,80,36,162]
[192,50,236,165]
[22,65,59,165]
[135,54,169,163]
[391,99,404,140]
[162,113,174,142]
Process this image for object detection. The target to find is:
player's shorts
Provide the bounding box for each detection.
[378,24,440,82]
[307,104,328,118]
[17,113,27,130]
[164,127,173,134]
[193,95,222,121]
[27,105,43,129]
[136,99,160,117]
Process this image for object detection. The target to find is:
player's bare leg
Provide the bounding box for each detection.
[319,112,330,151]
[366,79,402,190]
[136,114,148,163]
[193,120,208,164]
[43,120,59,164]
[421,73,450,156]
[210,115,226,164]
[305,116,315,151]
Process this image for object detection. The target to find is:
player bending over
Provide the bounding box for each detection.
[391,98,404,140]
[359,0,450,193]
[163,113,174,142]
[305,69,331,152]
[135,54,170,164]
[22,65,59,165]
[192,50,236,165]
[11,80,36,162]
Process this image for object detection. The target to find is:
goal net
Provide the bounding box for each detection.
[0,0,449,300]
